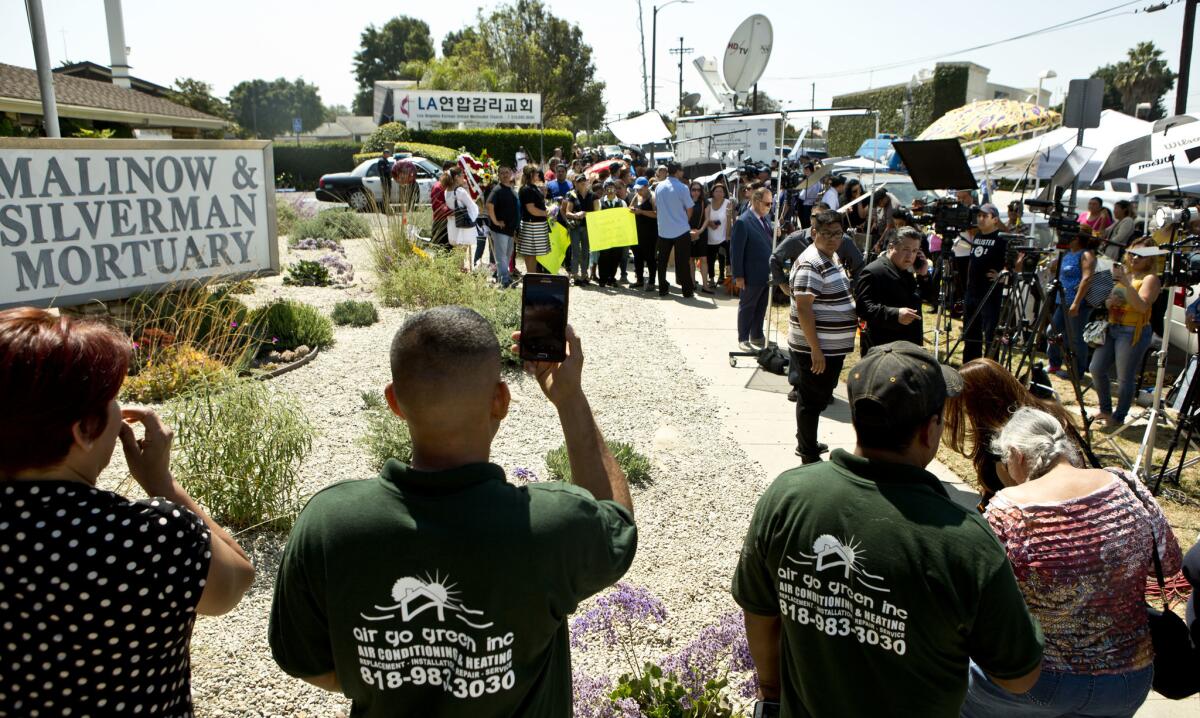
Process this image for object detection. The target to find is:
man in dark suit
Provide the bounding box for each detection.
[730,186,776,351]
[854,226,927,356]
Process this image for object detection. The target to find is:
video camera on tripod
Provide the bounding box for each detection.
[1024,186,1084,243]
[911,198,979,246]
[1004,239,1054,275]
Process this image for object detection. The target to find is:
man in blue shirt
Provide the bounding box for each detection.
[546,163,573,200]
[654,162,696,298]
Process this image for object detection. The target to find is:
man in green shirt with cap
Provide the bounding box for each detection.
[269,306,637,716]
[732,341,1043,717]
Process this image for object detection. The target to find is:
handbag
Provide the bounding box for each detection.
[1083,319,1109,347]
[453,192,474,229]
[1114,470,1200,699]
[1086,256,1115,308]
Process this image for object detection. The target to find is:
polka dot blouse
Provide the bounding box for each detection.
[0,480,212,717]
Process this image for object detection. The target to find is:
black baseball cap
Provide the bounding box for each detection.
[847,342,962,434]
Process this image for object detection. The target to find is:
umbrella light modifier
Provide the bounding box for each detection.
[1097,115,1200,189]
[917,99,1062,144]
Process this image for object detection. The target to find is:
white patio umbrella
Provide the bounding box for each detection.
[968,110,1150,184]
[1098,115,1200,188]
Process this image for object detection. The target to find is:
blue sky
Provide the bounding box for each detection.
[2,0,1193,123]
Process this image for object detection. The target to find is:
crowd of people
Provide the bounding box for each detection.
[3,141,1200,717]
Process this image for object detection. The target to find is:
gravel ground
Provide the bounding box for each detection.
[95,230,771,716]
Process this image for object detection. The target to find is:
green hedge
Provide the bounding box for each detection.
[352,141,461,167]
[273,142,361,190]
[827,64,970,157]
[409,128,573,167]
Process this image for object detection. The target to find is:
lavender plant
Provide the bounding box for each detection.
[294,237,344,252]
[317,252,355,284]
[571,586,756,717]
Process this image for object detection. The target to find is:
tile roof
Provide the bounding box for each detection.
[0,62,224,123]
[336,116,378,135]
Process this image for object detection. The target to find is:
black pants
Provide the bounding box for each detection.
[963,292,1003,363]
[798,204,813,229]
[597,248,623,285]
[792,350,845,463]
[656,232,694,296]
[634,230,656,284]
[707,243,728,283]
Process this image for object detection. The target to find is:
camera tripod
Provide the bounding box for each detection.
[930,242,960,363]
[1005,247,1097,455]
[1151,351,1200,493]
[989,268,1043,370]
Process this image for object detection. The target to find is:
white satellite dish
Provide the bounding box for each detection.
[722,14,773,93]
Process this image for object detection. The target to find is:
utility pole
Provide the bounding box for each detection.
[810,83,816,138]
[24,0,59,137]
[1178,0,1197,115]
[637,0,649,112]
[669,37,692,119]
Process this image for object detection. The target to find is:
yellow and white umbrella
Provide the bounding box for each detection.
[917,99,1062,144]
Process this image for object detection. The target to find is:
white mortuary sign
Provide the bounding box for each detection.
[0,139,279,309]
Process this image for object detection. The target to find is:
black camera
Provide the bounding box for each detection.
[1160,250,1200,288]
[1024,187,1083,241]
[1004,241,1050,274]
[912,198,979,245]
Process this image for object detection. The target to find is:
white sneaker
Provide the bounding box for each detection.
[738,341,755,352]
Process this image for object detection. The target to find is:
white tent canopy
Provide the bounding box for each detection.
[606,111,673,145]
[968,110,1150,186]
[832,156,888,171]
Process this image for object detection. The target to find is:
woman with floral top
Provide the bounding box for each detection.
[961,407,1182,718]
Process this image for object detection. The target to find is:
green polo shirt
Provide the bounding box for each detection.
[732,450,1042,718]
[269,460,637,717]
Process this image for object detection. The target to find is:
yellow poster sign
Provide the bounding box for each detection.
[585,207,638,251]
[537,220,572,274]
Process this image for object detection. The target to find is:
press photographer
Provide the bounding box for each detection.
[855,227,928,355]
[963,204,1009,362]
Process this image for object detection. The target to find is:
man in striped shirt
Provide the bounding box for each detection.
[789,210,858,463]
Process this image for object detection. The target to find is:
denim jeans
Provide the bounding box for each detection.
[568,226,589,276]
[961,660,1153,718]
[490,230,514,286]
[1089,323,1153,422]
[1048,301,1090,376]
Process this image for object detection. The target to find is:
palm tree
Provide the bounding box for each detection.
[1113,42,1178,118]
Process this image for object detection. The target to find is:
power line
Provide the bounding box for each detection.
[766,0,1149,82]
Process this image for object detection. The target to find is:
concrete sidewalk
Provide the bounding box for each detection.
[653,282,1196,717]
[656,287,978,508]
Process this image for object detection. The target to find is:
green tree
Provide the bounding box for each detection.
[352,16,436,115]
[439,0,606,130]
[441,27,479,58]
[166,78,234,138]
[1092,41,1177,120]
[228,78,324,138]
[323,103,350,122]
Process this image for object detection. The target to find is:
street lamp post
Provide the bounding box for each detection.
[649,0,691,163]
[1035,69,1057,108]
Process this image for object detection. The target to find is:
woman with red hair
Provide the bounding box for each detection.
[943,357,1084,507]
[0,307,255,716]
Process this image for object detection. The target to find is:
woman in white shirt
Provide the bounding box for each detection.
[706,183,732,290]
[447,168,480,271]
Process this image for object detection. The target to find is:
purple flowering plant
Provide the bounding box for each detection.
[512,466,542,483]
[570,585,753,717]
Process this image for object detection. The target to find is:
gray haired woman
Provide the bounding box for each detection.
[961,407,1182,718]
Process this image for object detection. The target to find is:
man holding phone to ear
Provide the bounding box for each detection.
[270,307,636,717]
